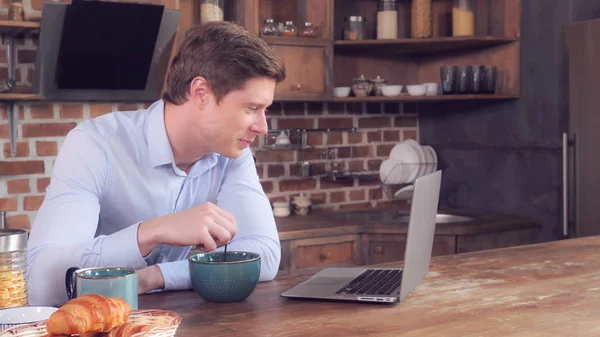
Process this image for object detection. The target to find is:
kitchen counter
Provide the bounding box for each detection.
[274,207,540,240]
[139,235,600,336]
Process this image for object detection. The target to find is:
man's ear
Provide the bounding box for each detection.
[189,76,212,109]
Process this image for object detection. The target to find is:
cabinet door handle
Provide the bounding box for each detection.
[374,246,384,254]
[319,252,331,260]
[291,83,303,91]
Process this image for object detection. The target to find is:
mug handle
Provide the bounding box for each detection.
[65,267,80,300]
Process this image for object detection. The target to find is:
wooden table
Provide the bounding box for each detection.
[139,236,600,336]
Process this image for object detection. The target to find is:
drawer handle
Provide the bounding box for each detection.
[319,252,331,260]
[375,246,384,254]
[291,83,303,91]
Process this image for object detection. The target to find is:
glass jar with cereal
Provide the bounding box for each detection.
[0,229,28,309]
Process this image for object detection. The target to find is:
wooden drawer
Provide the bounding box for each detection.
[363,234,407,266]
[289,234,361,272]
[363,234,456,266]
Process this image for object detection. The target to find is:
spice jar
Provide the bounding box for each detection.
[344,16,365,40]
[281,21,297,37]
[371,75,387,96]
[0,229,28,309]
[292,194,312,216]
[200,0,224,24]
[351,74,373,97]
[8,0,24,21]
[300,22,317,38]
[377,0,398,40]
[411,0,432,38]
[261,18,279,36]
[452,0,474,36]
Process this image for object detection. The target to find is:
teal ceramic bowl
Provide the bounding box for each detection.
[188,251,261,303]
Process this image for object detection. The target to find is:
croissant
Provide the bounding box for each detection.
[46,294,132,335]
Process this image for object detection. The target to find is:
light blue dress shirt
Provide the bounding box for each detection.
[26,100,281,306]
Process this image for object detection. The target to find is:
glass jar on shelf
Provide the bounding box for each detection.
[200,0,224,24]
[0,229,28,309]
[344,16,365,40]
[411,0,432,38]
[8,0,24,21]
[261,18,279,36]
[452,0,474,36]
[300,22,317,38]
[377,0,398,39]
[281,21,297,37]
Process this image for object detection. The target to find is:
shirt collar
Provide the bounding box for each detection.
[147,100,174,167]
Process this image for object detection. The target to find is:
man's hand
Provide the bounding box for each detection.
[137,202,237,256]
[137,265,165,294]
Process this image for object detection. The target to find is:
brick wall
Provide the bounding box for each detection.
[0,0,419,230]
[253,102,418,212]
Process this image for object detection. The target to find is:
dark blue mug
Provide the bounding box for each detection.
[65,266,138,309]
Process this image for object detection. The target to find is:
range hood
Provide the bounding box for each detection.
[32,0,180,102]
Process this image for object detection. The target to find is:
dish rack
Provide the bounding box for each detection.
[0,309,182,337]
[376,161,438,201]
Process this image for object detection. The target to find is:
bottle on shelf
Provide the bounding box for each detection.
[344,16,365,40]
[199,0,224,24]
[452,0,475,36]
[261,18,279,36]
[377,0,398,40]
[411,0,432,38]
[281,21,298,37]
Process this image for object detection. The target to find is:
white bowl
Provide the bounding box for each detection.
[423,82,438,96]
[406,84,428,96]
[0,306,58,330]
[333,87,351,97]
[381,85,403,97]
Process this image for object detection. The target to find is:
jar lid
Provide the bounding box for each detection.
[285,20,294,25]
[345,16,365,22]
[371,75,387,84]
[304,22,313,27]
[265,18,274,23]
[0,229,27,253]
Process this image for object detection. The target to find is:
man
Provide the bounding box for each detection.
[26,21,286,306]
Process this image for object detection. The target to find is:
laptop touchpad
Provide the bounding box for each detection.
[306,277,348,287]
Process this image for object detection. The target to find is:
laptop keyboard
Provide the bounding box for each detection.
[335,269,403,296]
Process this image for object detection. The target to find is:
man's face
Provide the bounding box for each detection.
[197,77,274,158]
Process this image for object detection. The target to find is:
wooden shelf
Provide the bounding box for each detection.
[330,94,520,103]
[0,20,40,35]
[334,36,518,54]
[262,36,331,47]
[0,92,41,101]
[0,87,41,102]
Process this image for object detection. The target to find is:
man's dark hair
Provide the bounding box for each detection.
[162,21,286,104]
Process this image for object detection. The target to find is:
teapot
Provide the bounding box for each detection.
[351,74,372,97]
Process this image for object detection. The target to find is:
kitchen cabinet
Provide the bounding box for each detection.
[264,37,333,101]
[274,208,541,278]
[217,0,521,103]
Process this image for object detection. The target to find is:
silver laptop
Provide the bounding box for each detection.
[280,170,442,304]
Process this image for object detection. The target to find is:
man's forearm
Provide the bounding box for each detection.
[27,224,148,306]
